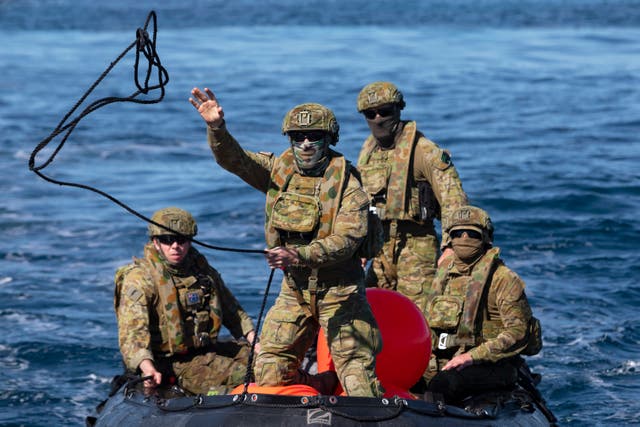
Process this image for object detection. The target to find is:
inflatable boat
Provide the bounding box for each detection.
[87,289,557,426]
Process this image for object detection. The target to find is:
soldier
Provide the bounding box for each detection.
[355,81,468,318]
[425,205,542,402]
[189,87,384,397]
[114,207,258,395]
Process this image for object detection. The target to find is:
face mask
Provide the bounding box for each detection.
[291,138,328,176]
[451,236,485,264]
[366,114,400,148]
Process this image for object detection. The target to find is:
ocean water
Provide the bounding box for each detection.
[1,1,639,425]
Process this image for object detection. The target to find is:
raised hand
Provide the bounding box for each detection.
[189,87,225,128]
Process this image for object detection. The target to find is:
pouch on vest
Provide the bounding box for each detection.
[270,192,320,233]
[359,163,389,200]
[355,208,384,260]
[521,316,543,356]
[429,295,464,330]
[418,180,441,221]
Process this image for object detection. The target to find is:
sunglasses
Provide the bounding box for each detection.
[450,229,483,240]
[156,235,190,245]
[362,106,395,120]
[288,131,327,143]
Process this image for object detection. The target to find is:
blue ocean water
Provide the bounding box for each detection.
[1,1,639,425]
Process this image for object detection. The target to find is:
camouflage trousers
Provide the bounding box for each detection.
[254,279,384,397]
[366,233,439,317]
[166,339,252,395]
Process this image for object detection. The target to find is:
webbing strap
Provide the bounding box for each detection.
[379,220,398,287]
[285,272,314,318]
[308,268,319,319]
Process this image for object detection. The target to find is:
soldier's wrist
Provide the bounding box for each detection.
[207,119,225,131]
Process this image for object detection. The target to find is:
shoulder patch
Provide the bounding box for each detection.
[434,149,452,170]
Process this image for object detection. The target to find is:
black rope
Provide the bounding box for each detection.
[27,10,265,256]
[242,268,277,393]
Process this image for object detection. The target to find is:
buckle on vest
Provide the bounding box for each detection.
[438,333,456,350]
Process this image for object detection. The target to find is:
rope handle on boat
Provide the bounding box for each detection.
[27,10,265,256]
[121,374,153,397]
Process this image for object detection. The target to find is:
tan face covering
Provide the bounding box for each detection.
[452,236,485,264]
[366,114,401,148]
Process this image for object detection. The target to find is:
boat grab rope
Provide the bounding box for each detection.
[27,10,265,256]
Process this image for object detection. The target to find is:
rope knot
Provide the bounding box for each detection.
[136,28,151,50]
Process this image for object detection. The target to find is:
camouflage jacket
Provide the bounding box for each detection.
[114,243,255,371]
[207,125,368,284]
[427,247,533,363]
[357,121,468,248]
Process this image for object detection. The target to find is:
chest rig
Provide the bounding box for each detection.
[427,248,501,354]
[265,149,347,318]
[142,247,222,356]
[265,149,347,248]
[357,121,421,222]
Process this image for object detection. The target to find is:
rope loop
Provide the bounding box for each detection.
[28,10,264,256]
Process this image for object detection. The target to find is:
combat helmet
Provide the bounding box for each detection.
[357,81,406,112]
[148,207,198,238]
[281,103,340,145]
[446,205,494,244]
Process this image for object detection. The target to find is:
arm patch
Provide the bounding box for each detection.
[434,149,452,170]
[125,286,144,302]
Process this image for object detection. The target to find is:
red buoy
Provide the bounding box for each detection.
[317,288,431,397]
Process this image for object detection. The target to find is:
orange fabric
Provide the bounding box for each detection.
[230,383,320,396]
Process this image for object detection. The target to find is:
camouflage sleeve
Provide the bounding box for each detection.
[210,268,255,339]
[468,264,532,363]
[207,124,275,193]
[414,137,468,249]
[297,174,369,267]
[116,267,156,371]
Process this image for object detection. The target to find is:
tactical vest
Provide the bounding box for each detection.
[357,121,421,222]
[427,248,502,351]
[115,246,223,356]
[265,149,347,247]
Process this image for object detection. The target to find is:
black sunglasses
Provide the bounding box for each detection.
[288,130,327,143]
[363,106,395,120]
[156,235,190,245]
[450,229,483,240]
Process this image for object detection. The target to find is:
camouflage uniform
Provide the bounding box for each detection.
[115,241,255,395]
[206,103,383,397]
[356,82,468,319]
[424,206,539,401]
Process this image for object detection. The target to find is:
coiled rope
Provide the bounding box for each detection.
[27,10,265,255]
